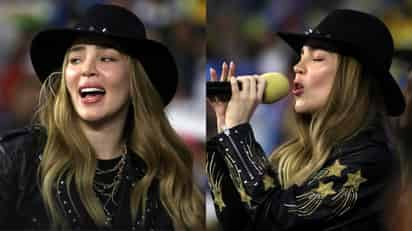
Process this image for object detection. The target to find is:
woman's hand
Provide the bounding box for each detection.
[225,73,266,128]
[207,62,233,132]
[207,61,266,133]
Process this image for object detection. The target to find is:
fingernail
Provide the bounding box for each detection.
[230,61,234,66]
[209,67,214,73]
[222,61,227,67]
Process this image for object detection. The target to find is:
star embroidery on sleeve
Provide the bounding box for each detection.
[207,154,226,212]
[344,170,367,190]
[326,160,346,177]
[307,159,347,185]
[213,188,226,212]
[314,181,337,198]
[284,181,336,216]
[263,174,275,191]
[221,154,253,207]
[331,169,367,217]
[238,184,252,207]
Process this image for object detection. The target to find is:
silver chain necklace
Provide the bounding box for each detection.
[93,145,127,223]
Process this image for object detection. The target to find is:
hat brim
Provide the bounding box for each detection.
[278,32,406,116]
[277,32,356,54]
[30,29,178,106]
[394,49,412,62]
[277,32,306,53]
[382,71,406,116]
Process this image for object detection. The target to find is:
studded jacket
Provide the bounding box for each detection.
[0,125,174,230]
[207,123,399,231]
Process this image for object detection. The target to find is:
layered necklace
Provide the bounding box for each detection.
[93,144,127,225]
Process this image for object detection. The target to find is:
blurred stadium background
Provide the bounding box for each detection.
[207,0,412,230]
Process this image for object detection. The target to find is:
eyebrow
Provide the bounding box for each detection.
[300,46,327,55]
[68,45,115,53]
[68,45,85,53]
[300,46,314,53]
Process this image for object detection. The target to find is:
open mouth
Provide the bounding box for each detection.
[292,83,304,95]
[79,87,106,98]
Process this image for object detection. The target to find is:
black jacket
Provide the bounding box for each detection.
[206,123,399,231]
[0,125,174,230]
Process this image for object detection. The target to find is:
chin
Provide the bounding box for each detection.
[294,107,307,114]
[74,107,104,120]
[79,114,106,123]
[294,104,314,114]
[294,101,307,113]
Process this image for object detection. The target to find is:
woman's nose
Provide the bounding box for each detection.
[293,60,305,75]
[81,58,97,77]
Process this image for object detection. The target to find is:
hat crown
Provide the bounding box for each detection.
[30,4,178,106]
[313,9,394,70]
[74,4,147,40]
[278,9,405,116]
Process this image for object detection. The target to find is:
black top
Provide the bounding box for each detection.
[207,122,399,231]
[0,125,174,230]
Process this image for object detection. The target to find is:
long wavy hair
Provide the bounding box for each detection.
[36,51,204,229]
[270,55,385,189]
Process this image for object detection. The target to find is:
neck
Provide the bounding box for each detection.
[79,112,128,160]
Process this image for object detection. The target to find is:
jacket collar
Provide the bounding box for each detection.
[331,118,389,159]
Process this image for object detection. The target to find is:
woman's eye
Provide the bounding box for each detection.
[313,58,324,62]
[69,58,81,64]
[101,57,116,62]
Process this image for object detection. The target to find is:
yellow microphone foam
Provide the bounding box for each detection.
[261,72,290,104]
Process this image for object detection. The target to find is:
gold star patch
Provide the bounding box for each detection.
[344,170,367,190]
[326,160,346,177]
[263,174,275,191]
[213,192,226,212]
[207,154,226,212]
[314,181,336,198]
[238,186,252,206]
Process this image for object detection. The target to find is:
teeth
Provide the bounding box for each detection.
[80,88,105,93]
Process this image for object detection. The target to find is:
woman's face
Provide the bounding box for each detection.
[65,44,130,125]
[292,45,338,114]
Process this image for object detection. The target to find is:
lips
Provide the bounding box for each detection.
[78,84,106,104]
[292,82,304,96]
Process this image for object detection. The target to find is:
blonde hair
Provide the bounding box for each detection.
[270,55,383,189]
[36,52,204,229]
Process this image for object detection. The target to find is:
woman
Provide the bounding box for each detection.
[207,9,404,230]
[0,4,203,230]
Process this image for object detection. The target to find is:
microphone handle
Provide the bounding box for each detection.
[206,81,242,102]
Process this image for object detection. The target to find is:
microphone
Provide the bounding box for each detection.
[206,72,290,104]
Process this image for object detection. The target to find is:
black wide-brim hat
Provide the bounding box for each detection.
[30,4,178,106]
[278,9,405,116]
[394,48,412,62]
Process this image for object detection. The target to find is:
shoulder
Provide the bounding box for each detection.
[335,122,392,157]
[0,125,46,165]
[331,123,399,178]
[0,124,44,141]
[0,125,45,149]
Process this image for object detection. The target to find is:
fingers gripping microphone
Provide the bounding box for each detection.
[206,72,290,104]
